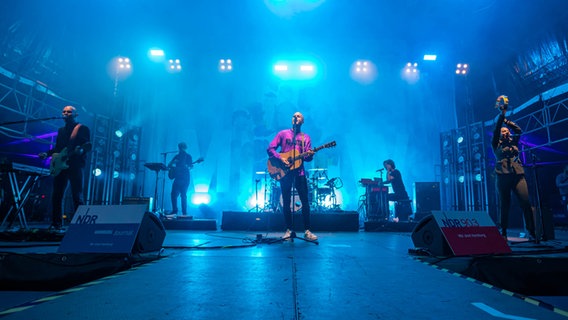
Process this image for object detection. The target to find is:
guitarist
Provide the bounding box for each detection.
[267,112,317,241]
[167,142,193,217]
[39,105,91,232]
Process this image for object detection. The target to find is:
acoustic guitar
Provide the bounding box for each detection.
[267,141,336,181]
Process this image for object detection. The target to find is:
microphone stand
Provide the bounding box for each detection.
[159,151,177,215]
[530,151,545,243]
[0,117,62,126]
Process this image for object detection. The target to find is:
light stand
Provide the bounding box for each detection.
[249,178,261,213]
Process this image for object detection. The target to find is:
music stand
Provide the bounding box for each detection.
[143,162,167,214]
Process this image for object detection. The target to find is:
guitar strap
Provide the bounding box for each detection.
[70,124,82,142]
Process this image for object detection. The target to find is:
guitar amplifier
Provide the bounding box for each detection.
[123,197,152,212]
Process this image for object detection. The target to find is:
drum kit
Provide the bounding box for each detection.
[253,167,340,212]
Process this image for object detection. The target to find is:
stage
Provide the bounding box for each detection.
[1,230,568,319]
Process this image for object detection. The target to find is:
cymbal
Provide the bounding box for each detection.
[308,168,326,171]
[255,171,267,174]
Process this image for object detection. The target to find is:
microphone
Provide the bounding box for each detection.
[376,168,384,172]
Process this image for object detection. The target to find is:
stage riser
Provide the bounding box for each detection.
[161,219,217,231]
[365,221,417,232]
[221,211,359,232]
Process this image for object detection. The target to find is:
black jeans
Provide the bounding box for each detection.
[171,178,189,214]
[280,172,311,230]
[51,165,84,226]
[496,173,535,235]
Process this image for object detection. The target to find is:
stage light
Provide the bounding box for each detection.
[351,60,377,84]
[117,57,131,70]
[457,136,464,144]
[458,175,465,183]
[299,64,314,72]
[402,62,419,83]
[475,173,482,182]
[130,153,137,161]
[148,48,166,63]
[423,54,437,61]
[113,171,120,179]
[191,193,211,205]
[115,129,124,138]
[273,59,319,81]
[219,59,233,72]
[93,168,102,177]
[355,60,369,73]
[274,64,288,72]
[149,49,165,57]
[444,177,450,184]
[168,59,182,73]
[405,62,418,73]
[458,155,465,163]
[129,173,136,180]
[456,63,468,75]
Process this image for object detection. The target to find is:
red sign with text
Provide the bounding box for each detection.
[432,211,511,256]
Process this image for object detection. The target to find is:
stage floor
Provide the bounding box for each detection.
[1,230,568,319]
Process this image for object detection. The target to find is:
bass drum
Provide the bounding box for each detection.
[278,188,302,212]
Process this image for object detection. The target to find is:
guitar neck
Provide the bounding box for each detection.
[291,146,324,161]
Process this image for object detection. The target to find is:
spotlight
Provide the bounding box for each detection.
[149,49,165,57]
[355,60,369,73]
[299,64,314,72]
[113,171,120,179]
[351,60,377,84]
[219,59,233,72]
[405,62,418,73]
[456,63,468,75]
[192,193,211,205]
[93,168,102,177]
[168,59,182,73]
[274,64,288,72]
[457,136,464,144]
[117,57,131,70]
[458,175,465,183]
[115,129,124,138]
[423,54,437,61]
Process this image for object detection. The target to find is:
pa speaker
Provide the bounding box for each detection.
[411,214,452,256]
[58,205,166,254]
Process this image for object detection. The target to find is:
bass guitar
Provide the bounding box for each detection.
[50,143,91,177]
[168,157,204,179]
[267,141,336,181]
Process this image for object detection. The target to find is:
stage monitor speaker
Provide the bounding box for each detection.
[133,211,166,254]
[411,214,452,256]
[58,205,166,255]
[414,182,441,218]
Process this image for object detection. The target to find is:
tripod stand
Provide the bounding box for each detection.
[249,178,262,213]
